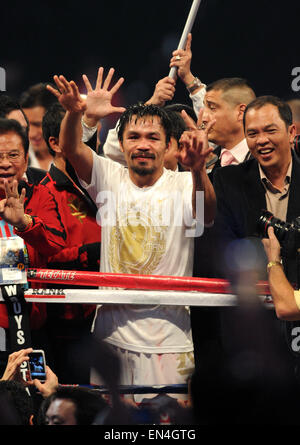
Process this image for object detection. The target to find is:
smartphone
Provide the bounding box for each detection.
[28,350,47,381]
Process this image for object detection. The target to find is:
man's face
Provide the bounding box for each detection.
[22,105,47,153]
[203,89,241,146]
[120,115,169,177]
[45,399,77,425]
[244,104,296,171]
[0,131,28,195]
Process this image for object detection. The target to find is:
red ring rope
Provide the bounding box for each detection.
[27,269,271,295]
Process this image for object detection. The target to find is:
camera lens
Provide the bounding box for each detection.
[257,210,293,242]
[294,134,300,157]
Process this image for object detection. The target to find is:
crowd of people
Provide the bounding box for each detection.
[1,32,300,425]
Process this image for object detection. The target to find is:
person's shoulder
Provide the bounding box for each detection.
[23,179,57,211]
[292,149,300,170]
[94,151,126,171]
[214,157,257,181]
[163,168,193,185]
[26,166,47,185]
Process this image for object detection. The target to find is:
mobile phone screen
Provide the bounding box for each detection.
[29,351,46,380]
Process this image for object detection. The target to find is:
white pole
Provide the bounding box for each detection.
[168,0,202,79]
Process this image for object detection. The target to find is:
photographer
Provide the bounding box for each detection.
[262,226,300,321]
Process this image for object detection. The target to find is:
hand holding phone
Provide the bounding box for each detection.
[28,350,47,381]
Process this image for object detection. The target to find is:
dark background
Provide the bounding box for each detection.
[1,0,300,112]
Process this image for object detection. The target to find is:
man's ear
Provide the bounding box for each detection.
[288,123,297,146]
[48,136,61,154]
[119,139,124,153]
[237,103,246,122]
[165,139,172,154]
[24,152,29,172]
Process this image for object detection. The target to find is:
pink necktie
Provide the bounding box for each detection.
[221,150,236,166]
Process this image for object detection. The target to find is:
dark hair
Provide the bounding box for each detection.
[0,118,29,155]
[164,110,186,143]
[0,94,29,125]
[19,83,58,110]
[42,103,66,157]
[39,386,107,425]
[164,103,197,122]
[206,77,256,107]
[243,95,293,129]
[117,103,172,144]
[164,103,197,144]
[207,77,251,93]
[0,94,29,128]
[0,381,33,425]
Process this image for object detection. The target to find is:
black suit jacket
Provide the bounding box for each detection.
[193,144,252,278]
[213,151,300,376]
[213,151,300,284]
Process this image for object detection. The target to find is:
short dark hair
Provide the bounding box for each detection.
[243,95,293,129]
[207,77,249,91]
[19,83,58,110]
[206,77,256,107]
[0,380,33,425]
[42,103,66,157]
[164,103,197,122]
[117,103,173,144]
[0,94,29,128]
[0,118,29,156]
[164,103,197,144]
[164,109,186,143]
[39,386,107,425]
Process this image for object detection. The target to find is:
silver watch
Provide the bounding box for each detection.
[186,77,202,94]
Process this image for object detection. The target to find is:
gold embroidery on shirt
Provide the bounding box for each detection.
[177,352,195,376]
[109,204,167,275]
[67,197,87,223]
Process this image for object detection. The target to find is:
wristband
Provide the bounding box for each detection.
[14,214,33,232]
[186,77,202,94]
[267,260,282,271]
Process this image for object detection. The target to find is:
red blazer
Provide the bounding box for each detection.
[0,180,66,329]
[40,165,101,322]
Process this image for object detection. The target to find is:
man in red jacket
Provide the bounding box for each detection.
[0,118,66,375]
[40,102,101,383]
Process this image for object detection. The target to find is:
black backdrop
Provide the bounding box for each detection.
[1,0,300,108]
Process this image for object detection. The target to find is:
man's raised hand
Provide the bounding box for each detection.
[146,76,176,107]
[0,180,27,229]
[177,108,215,171]
[170,33,193,85]
[83,67,125,120]
[47,75,86,113]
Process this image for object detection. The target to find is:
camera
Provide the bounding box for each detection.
[294,134,300,157]
[257,210,300,243]
[257,210,300,259]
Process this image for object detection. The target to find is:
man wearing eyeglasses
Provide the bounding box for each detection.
[0,118,66,376]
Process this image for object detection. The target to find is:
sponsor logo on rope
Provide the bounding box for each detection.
[35,270,76,281]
